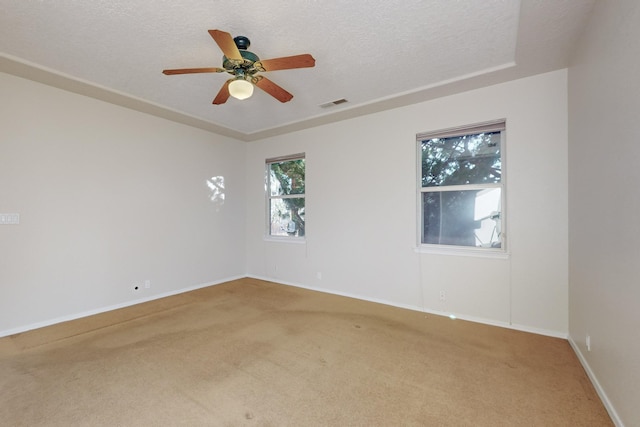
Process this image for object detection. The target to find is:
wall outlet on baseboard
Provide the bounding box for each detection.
[439,290,446,301]
[586,334,591,351]
[144,280,151,289]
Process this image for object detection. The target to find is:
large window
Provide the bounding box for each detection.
[418,121,505,251]
[266,153,305,238]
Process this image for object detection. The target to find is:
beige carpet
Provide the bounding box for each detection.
[0,278,612,426]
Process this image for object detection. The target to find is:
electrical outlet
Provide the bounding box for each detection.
[586,335,591,352]
[439,290,446,301]
[144,280,151,289]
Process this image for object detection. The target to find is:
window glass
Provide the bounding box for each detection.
[269,197,305,237]
[422,189,501,248]
[267,155,305,238]
[421,131,501,187]
[418,122,505,251]
[269,159,305,196]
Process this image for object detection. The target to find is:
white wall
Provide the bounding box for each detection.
[0,72,246,335]
[568,1,640,425]
[1,69,570,339]
[246,70,569,336]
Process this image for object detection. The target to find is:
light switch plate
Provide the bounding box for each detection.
[0,213,20,224]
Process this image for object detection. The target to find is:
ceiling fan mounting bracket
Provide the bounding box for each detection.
[233,36,251,50]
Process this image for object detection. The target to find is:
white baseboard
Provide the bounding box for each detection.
[568,336,624,427]
[3,274,568,340]
[0,275,245,338]
[246,274,567,339]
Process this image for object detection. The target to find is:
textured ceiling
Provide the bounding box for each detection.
[0,0,595,141]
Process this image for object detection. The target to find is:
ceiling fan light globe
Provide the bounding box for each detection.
[229,79,254,100]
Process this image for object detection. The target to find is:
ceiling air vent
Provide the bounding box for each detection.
[319,98,348,108]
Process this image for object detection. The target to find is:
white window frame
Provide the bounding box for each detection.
[416,120,507,258]
[265,153,306,243]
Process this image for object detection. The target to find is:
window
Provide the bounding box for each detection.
[266,153,305,238]
[418,120,505,252]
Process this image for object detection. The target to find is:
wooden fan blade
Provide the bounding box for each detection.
[256,54,315,72]
[213,80,232,105]
[253,76,293,103]
[209,29,242,60]
[163,67,226,75]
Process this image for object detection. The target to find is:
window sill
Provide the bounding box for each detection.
[263,236,306,244]
[415,245,509,259]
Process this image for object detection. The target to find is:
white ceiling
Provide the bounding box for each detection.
[0,0,595,141]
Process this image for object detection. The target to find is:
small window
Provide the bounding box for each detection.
[418,121,505,252]
[266,153,305,238]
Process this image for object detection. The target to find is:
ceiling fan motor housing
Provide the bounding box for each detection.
[222,49,260,72]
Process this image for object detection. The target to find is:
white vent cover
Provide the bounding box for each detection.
[319,99,348,108]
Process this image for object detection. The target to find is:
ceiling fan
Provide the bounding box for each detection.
[162,29,315,105]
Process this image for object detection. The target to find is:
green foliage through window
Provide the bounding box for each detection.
[267,156,305,237]
[421,132,501,188]
[418,122,504,250]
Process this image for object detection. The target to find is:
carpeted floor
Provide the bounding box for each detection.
[0,278,612,426]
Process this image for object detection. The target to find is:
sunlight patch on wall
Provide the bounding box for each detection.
[206,176,225,210]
